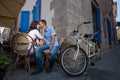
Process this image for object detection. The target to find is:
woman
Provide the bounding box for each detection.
[27,21,44,53]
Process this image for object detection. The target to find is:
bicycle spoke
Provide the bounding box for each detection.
[61,46,88,76]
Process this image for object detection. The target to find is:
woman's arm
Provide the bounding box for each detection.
[36,39,44,46]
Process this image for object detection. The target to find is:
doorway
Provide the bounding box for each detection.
[92,2,101,44]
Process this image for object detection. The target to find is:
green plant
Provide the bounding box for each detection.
[0,56,9,69]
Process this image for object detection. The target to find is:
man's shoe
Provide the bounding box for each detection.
[31,69,43,75]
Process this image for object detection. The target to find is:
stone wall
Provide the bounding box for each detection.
[50,0,117,50]
[51,0,93,37]
[50,0,68,37]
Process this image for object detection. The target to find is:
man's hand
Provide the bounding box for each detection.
[44,49,51,56]
[44,49,50,54]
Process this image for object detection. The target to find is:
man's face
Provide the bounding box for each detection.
[39,21,44,29]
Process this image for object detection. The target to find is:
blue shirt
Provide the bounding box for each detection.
[40,27,59,47]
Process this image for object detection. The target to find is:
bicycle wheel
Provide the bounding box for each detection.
[61,45,88,76]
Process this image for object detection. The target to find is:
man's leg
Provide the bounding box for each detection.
[46,46,58,73]
[31,45,49,75]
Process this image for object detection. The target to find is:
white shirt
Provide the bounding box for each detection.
[27,29,43,53]
[27,29,43,40]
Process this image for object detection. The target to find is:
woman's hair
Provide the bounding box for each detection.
[28,21,39,32]
[40,19,47,25]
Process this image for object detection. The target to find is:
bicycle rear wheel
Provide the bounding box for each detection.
[61,45,88,76]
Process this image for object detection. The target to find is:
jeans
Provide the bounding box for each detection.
[35,45,58,70]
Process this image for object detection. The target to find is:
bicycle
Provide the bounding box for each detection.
[60,22,101,76]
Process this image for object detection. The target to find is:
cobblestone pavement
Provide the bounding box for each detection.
[3,45,120,80]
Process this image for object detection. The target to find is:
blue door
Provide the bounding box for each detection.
[92,3,102,44]
[113,29,117,45]
[106,19,112,45]
[20,11,30,33]
[32,0,41,21]
[96,8,101,44]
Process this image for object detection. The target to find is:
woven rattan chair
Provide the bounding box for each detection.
[11,33,35,74]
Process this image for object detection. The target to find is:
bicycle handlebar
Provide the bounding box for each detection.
[71,21,91,36]
[83,21,91,24]
[76,21,91,31]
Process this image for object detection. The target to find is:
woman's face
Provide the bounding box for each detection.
[37,24,40,29]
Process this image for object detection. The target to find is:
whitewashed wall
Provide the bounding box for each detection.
[16,0,37,33]
[41,0,54,27]
[16,0,53,33]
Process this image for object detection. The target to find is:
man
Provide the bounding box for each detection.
[31,19,59,75]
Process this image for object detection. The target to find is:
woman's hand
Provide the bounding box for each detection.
[36,40,44,46]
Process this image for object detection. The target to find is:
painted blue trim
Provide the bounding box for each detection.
[20,11,30,33]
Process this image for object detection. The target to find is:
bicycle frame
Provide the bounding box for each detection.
[70,21,100,59]
[60,22,101,76]
[71,34,95,60]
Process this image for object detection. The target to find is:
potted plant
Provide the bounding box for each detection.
[0,55,9,80]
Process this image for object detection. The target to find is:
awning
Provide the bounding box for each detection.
[0,0,25,28]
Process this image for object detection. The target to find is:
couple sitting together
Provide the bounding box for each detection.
[27,19,59,75]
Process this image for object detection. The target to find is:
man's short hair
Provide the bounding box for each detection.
[40,19,47,25]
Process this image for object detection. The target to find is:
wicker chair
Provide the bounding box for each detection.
[11,33,35,74]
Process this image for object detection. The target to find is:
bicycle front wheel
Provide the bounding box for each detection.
[61,45,88,76]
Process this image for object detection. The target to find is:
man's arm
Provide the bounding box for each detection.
[49,35,55,50]
[44,35,55,54]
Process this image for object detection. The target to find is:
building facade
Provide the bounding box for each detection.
[50,0,117,50]
[12,0,117,51]
[96,0,117,49]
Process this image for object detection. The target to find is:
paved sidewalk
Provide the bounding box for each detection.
[89,45,120,80]
[3,64,91,80]
[3,45,120,80]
